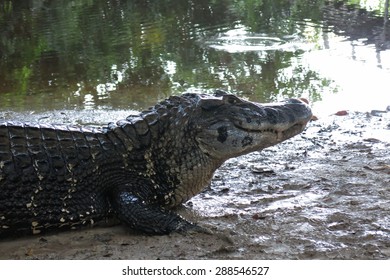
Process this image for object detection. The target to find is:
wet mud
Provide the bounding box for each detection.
[0,111,389,260]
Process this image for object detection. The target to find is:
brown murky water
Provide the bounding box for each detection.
[0,0,389,259]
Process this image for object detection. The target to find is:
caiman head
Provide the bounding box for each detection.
[115,90,312,206]
[192,90,312,162]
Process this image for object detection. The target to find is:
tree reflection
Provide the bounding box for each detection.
[0,0,386,110]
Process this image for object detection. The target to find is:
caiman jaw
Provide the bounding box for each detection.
[277,122,309,142]
[234,98,312,143]
[238,124,306,142]
[277,130,284,141]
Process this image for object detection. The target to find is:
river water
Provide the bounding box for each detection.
[1,0,389,117]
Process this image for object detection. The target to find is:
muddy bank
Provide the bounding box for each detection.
[0,110,389,260]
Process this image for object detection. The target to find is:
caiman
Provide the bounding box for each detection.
[0,90,312,237]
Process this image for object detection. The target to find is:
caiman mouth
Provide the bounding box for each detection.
[235,121,307,142]
[232,98,312,142]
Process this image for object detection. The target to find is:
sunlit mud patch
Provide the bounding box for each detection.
[205,25,310,53]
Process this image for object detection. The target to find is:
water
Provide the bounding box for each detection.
[0,0,389,117]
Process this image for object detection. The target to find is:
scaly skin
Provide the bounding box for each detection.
[0,90,312,237]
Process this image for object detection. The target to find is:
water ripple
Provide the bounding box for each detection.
[205,26,311,53]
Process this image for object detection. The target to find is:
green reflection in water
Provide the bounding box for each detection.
[0,0,386,112]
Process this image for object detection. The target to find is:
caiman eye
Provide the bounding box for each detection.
[223,95,241,105]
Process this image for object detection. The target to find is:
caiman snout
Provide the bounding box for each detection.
[263,98,312,129]
[259,98,312,142]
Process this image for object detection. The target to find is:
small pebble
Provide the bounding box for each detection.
[335,110,348,116]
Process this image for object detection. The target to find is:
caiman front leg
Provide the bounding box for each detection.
[110,189,196,234]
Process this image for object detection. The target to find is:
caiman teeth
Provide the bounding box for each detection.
[260,123,305,141]
[253,128,280,134]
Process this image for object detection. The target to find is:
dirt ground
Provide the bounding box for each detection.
[0,110,389,260]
